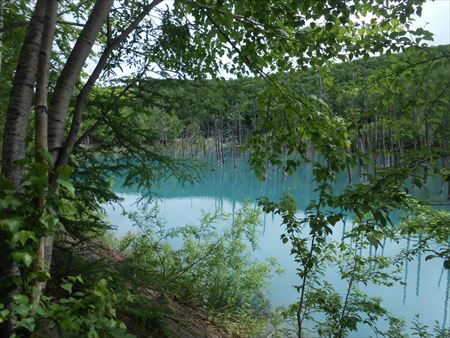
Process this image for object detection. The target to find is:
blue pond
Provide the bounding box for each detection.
[105,153,450,337]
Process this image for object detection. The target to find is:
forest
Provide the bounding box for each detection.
[84,45,449,168]
[0,0,449,337]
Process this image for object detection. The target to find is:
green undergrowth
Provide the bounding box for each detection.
[111,201,281,337]
[44,201,280,337]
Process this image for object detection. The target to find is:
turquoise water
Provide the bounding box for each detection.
[105,153,450,337]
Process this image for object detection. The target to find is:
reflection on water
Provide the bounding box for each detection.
[416,235,422,298]
[403,237,410,306]
[444,264,450,330]
[105,154,449,336]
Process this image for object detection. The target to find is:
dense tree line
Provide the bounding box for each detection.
[84,45,449,169]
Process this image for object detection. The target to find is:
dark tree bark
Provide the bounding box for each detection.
[1,0,46,188]
[0,0,4,72]
[0,1,47,335]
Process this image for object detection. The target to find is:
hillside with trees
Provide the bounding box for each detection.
[83,45,449,171]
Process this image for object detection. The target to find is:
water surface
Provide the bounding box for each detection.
[105,153,449,336]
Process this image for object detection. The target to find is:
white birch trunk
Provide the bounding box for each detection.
[47,0,113,161]
[32,0,58,307]
[55,0,163,169]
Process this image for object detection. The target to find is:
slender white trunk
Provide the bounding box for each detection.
[47,0,114,161]
[32,0,58,307]
[39,2,114,316]
[55,0,163,169]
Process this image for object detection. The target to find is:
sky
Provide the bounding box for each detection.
[413,0,450,45]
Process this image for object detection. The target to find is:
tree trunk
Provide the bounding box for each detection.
[35,0,57,162]
[32,0,58,307]
[0,0,4,72]
[1,0,46,188]
[381,113,387,166]
[35,5,114,319]
[54,0,163,170]
[0,1,47,335]
[47,0,114,162]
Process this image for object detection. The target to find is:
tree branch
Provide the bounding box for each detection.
[54,0,164,170]
[1,20,87,33]
[47,0,114,165]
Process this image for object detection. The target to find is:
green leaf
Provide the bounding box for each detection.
[30,175,48,192]
[18,317,35,332]
[59,179,75,195]
[0,307,9,320]
[11,252,34,267]
[61,282,73,294]
[0,217,22,233]
[39,214,61,232]
[0,196,22,210]
[57,165,73,179]
[68,275,84,284]
[327,214,340,226]
[11,231,37,246]
[15,303,31,317]
[33,162,50,176]
[12,294,29,304]
[36,271,51,282]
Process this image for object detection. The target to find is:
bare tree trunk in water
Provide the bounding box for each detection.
[0,1,46,335]
[444,109,450,200]
[373,115,378,168]
[381,112,387,166]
